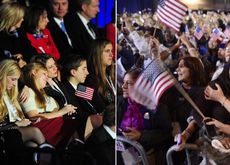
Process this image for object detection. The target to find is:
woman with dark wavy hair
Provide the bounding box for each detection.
[20,5,60,62]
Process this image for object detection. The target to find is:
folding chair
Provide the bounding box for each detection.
[117,135,149,165]
[166,143,199,165]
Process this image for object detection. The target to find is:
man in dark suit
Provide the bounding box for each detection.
[64,0,100,58]
[85,104,115,165]
[47,0,73,63]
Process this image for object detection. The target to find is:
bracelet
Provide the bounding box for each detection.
[221,97,227,106]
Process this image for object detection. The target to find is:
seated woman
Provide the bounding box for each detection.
[0,59,45,145]
[0,2,27,68]
[20,62,77,147]
[85,39,115,113]
[117,68,173,165]
[0,59,47,163]
[20,5,60,62]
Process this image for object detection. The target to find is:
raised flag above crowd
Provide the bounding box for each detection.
[156,0,188,32]
[129,58,175,110]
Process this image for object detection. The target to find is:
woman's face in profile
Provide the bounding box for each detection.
[11,18,24,32]
[34,69,48,89]
[6,74,20,90]
[37,11,49,31]
[122,73,134,98]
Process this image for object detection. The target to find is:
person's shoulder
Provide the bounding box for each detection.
[64,11,78,20]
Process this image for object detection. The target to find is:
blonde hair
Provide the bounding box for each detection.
[0,2,25,33]
[23,63,47,109]
[0,59,23,122]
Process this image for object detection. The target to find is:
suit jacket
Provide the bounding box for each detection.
[85,126,115,165]
[64,12,99,58]
[62,78,95,140]
[44,79,71,108]
[47,15,73,63]
[0,31,23,61]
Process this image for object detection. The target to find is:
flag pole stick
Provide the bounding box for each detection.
[169,71,205,119]
[153,28,157,38]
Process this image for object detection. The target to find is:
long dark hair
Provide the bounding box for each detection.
[179,56,207,87]
[23,5,46,33]
[88,38,115,98]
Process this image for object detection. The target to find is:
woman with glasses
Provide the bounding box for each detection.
[117,68,173,165]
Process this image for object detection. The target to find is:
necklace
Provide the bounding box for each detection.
[106,76,116,96]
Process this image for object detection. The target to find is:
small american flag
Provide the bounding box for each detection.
[194,26,203,40]
[185,25,189,37]
[130,58,175,109]
[157,0,187,32]
[75,85,94,101]
[210,28,220,40]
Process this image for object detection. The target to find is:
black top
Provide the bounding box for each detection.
[47,15,73,64]
[0,31,23,61]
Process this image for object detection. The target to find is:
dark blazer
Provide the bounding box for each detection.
[47,15,73,63]
[64,12,99,58]
[44,78,71,108]
[62,78,95,140]
[85,126,115,165]
[0,31,23,61]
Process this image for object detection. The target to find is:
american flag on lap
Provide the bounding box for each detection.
[75,85,94,101]
[157,0,188,32]
[129,58,175,110]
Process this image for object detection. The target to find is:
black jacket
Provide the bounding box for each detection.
[64,12,99,58]
[47,15,73,63]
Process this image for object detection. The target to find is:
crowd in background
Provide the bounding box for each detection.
[117,8,230,165]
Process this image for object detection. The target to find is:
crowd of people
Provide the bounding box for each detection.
[117,9,230,165]
[1,0,230,164]
[0,0,115,164]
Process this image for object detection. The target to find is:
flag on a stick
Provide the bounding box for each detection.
[75,85,94,101]
[156,0,188,32]
[194,26,203,40]
[129,58,175,109]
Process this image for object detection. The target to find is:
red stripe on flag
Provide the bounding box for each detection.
[157,0,187,32]
[75,87,94,100]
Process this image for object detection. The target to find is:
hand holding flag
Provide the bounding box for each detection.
[129,58,175,109]
[194,26,203,40]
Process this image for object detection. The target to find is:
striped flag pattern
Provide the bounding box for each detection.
[75,85,94,101]
[129,58,175,110]
[157,0,188,32]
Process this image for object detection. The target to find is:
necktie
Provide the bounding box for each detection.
[60,21,67,33]
[87,22,95,33]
